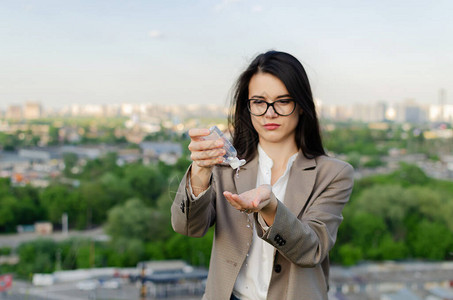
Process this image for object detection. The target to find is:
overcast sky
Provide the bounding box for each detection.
[1,0,452,109]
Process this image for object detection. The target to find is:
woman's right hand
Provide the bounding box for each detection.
[188,128,226,170]
[187,128,226,195]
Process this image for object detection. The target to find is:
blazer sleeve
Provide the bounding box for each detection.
[255,163,354,267]
[171,166,217,238]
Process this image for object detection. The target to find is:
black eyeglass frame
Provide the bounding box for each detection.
[246,99,297,116]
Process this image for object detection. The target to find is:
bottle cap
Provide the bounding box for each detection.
[227,157,246,169]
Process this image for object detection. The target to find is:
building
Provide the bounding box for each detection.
[391,100,428,123]
[429,104,453,123]
[6,105,22,120]
[330,261,453,299]
[24,102,42,119]
[140,141,183,165]
[351,102,388,123]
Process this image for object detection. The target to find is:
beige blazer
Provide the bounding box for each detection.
[171,151,354,300]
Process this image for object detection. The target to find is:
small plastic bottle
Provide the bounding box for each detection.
[203,126,246,169]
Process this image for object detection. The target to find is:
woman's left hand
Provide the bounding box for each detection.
[223,184,273,214]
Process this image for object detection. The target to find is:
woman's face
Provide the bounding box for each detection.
[248,72,301,147]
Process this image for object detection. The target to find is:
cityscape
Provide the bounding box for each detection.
[2,0,453,298]
[1,88,452,124]
[1,97,453,300]
[2,93,453,186]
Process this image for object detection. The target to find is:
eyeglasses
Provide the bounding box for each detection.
[247,99,296,116]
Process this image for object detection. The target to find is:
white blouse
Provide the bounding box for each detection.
[233,144,298,300]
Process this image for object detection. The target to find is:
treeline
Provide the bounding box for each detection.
[0,151,188,231]
[322,122,453,168]
[0,117,127,149]
[331,163,453,265]
[2,232,213,279]
[4,161,453,278]
[1,149,217,277]
[2,122,453,277]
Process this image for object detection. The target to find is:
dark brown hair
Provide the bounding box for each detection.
[229,50,325,161]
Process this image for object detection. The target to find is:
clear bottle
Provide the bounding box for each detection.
[203,126,246,169]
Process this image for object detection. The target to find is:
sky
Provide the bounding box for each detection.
[1,0,452,110]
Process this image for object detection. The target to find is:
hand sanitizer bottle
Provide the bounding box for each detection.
[204,126,246,169]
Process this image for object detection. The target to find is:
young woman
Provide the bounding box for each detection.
[171,50,354,300]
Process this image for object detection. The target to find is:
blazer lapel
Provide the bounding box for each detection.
[233,154,258,194]
[232,155,258,254]
[284,152,317,215]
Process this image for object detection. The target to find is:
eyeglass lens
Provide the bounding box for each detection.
[248,99,295,116]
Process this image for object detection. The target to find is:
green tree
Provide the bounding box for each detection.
[408,220,453,260]
[390,163,430,187]
[63,152,79,177]
[40,185,79,226]
[334,164,453,265]
[48,125,60,145]
[13,185,44,225]
[0,180,43,232]
[106,237,146,267]
[349,212,386,258]
[16,239,57,278]
[336,244,362,266]
[78,181,111,228]
[124,164,165,206]
[105,198,156,241]
[370,234,408,260]
[0,195,18,231]
[352,185,411,237]
[99,172,134,206]
[80,152,121,180]
[0,132,18,150]
[164,228,214,267]
[346,151,361,169]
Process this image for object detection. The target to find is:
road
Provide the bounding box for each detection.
[0,279,203,300]
[0,228,108,249]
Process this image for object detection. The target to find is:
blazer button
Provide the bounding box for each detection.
[274,264,282,273]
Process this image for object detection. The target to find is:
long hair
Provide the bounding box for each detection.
[228,50,325,161]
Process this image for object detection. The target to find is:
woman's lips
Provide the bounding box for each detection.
[263,123,280,130]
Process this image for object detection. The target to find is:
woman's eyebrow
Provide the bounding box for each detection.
[276,94,292,99]
[250,94,292,99]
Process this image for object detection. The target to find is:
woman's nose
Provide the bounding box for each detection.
[265,105,278,117]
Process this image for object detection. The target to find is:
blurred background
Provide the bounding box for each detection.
[1,1,453,299]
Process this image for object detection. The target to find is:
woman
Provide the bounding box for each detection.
[171,50,354,300]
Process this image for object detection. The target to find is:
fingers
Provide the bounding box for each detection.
[224,186,273,214]
[187,128,225,168]
[252,199,259,208]
[188,128,210,139]
[223,192,239,207]
[223,191,236,202]
[190,147,225,160]
[188,128,224,149]
[223,191,255,213]
[190,147,225,168]
[189,139,224,151]
[192,156,224,168]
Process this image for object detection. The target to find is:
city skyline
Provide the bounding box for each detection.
[3,97,453,125]
[1,0,452,110]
